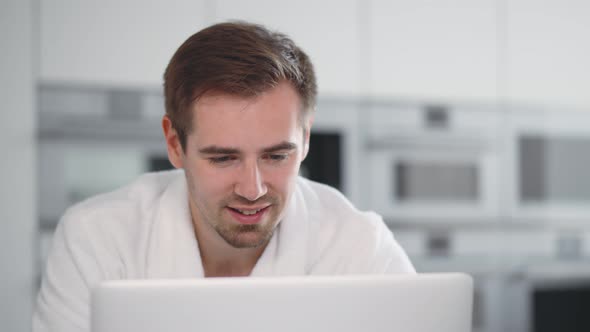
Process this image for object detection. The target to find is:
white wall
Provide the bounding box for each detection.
[0,0,36,331]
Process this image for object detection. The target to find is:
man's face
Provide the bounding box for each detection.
[166,81,310,249]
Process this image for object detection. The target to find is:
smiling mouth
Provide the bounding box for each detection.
[226,205,271,225]
[228,206,269,215]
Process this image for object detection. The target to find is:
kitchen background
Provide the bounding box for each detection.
[3,0,590,331]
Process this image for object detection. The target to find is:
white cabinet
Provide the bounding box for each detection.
[41,0,361,96]
[212,0,361,98]
[39,1,590,106]
[40,0,209,87]
[40,1,590,105]
[369,0,498,102]
[505,0,590,109]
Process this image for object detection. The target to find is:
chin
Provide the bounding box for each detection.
[226,235,269,249]
[215,223,273,249]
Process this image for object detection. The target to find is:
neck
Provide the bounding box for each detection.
[197,230,267,277]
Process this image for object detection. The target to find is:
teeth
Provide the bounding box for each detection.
[238,208,261,215]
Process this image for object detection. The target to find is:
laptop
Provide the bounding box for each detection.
[91,273,473,332]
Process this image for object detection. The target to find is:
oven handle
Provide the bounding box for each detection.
[365,135,494,152]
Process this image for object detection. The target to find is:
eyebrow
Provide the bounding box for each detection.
[261,141,297,153]
[198,146,240,155]
[198,141,297,155]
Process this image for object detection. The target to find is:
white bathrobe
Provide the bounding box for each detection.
[33,170,415,332]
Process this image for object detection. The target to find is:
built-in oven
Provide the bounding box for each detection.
[531,277,590,332]
[303,99,362,206]
[499,262,590,332]
[37,85,168,223]
[364,104,502,222]
[413,256,510,332]
[507,109,590,223]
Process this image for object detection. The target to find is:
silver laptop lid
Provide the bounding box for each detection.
[91,273,473,332]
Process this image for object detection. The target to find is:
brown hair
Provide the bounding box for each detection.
[163,21,317,150]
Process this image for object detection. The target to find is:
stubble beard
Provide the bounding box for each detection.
[202,195,282,249]
[214,222,274,248]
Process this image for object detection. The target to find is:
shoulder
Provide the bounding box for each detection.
[295,176,385,238]
[295,177,363,217]
[63,170,180,220]
[36,171,185,329]
[296,177,414,274]
[57,170,183,248]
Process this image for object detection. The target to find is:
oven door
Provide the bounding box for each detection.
[367,134,499,222]
[508,110,590,222]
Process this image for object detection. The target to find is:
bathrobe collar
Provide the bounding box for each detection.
[146,173,308,278]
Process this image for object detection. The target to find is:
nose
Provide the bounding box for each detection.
[234,159,268,202]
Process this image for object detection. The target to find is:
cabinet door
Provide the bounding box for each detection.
[506,0,590,109]
[213,0,361,97]
[40,0,208,87]
[370,0,498,102]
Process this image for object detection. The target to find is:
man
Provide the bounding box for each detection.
[33,21,415,331]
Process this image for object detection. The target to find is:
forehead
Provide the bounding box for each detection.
[190,82,304,148]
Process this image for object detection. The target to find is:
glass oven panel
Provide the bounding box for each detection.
[519,135,590,204]
[63,147,146,204]
[533,282,590,332]
[300,132,342,191]
[395,161,479,202]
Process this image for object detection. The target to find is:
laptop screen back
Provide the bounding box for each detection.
[91,273,473,332]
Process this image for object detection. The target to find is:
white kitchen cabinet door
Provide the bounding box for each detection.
[40,0,209,87]
[369,0,498,102]
[506,0,590,109]
[212,0,362,98]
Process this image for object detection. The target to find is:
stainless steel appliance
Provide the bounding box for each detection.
[498,262,590,332]
[507,109,590,223]
[364,104,502,222]
[307,100,363,206]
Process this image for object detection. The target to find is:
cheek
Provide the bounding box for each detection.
[187,160,235,197]
[265,160,301,190]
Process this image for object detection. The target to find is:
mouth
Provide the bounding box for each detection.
[229,206,267,215]
[226,205,271,225]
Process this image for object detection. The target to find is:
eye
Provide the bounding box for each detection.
[265,154,289,162]
[208,155,236,164]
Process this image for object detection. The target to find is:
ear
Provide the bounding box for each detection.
[162,115,184,169]
[301,114,314,160]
